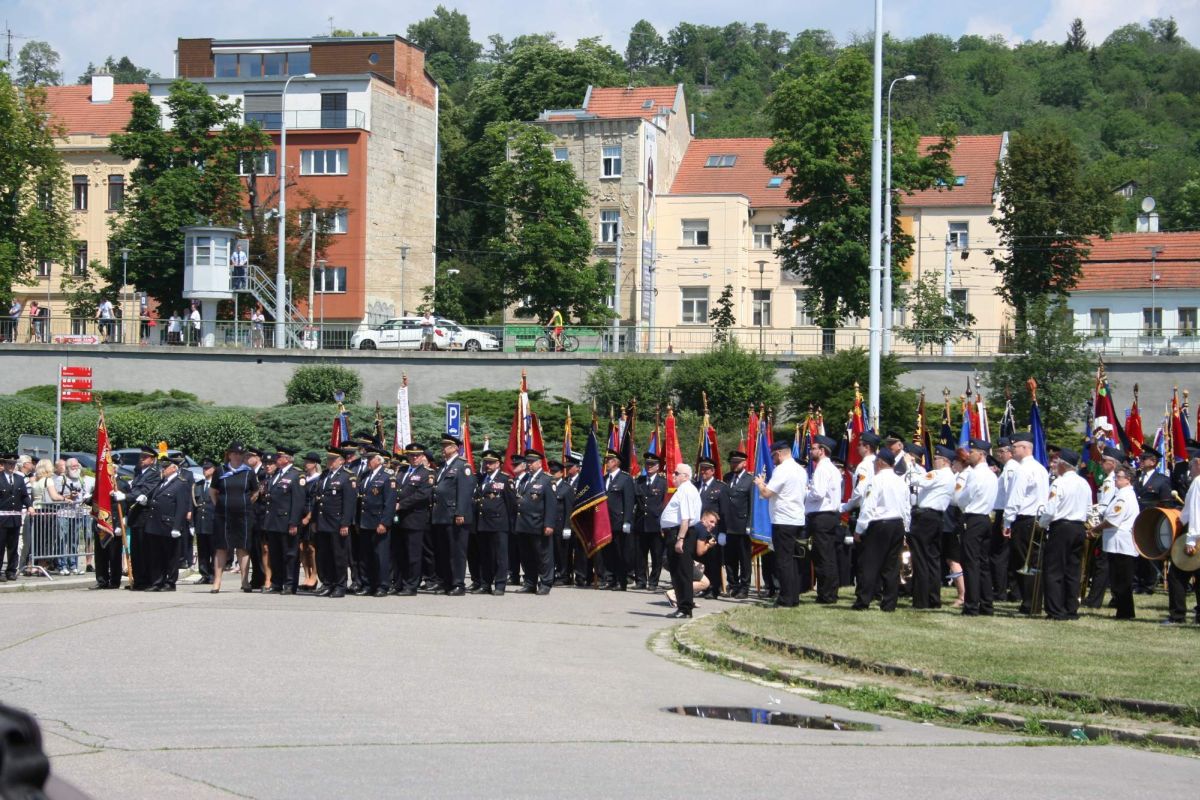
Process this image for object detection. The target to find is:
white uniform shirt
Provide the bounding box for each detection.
[912,466,955,511]
[1004,456,1050,526]
[804,457,842,514]
[1097,472,1116,507]
[840,454,875,513]
[994,457,1018,511]
[660,479,701,529]
[1179,473,1200,548]
[766,456,806,526]
[1039,470,1090,526]
[1101,484,1139,556]
[855,468,911,534]
[954,461,998,515]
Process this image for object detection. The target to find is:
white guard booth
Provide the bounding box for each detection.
[181,225,238,347]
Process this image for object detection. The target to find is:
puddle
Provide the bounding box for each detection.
[663,705,879,731]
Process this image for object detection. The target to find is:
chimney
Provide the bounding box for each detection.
[1136,212,1160,233]
[91,71,114,104]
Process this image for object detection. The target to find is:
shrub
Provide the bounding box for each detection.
[285,364,363,406]
[669,343,784,430]
[15,386,198,407]
[582,356,670,410]
[0,398,56,452]
[785,348,918,438]
[169,410,259,462]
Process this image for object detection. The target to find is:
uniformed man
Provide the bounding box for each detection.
[563,453,591,586]
[433,434,474,595]
[474,450,513,595]
[394,443,433,595]
[356,447,396,597]
[0,454,32,582]
[192,460,216,585]
[263,446,306,594]
[635,451,668,591]
[1165,448,1200,625]
[1004,432,1050,615]
[1133,445,1174,593]
[805,436,843,604]
[1094,465,1140,620]
[601,449,635,590]
[244,447,270,591]
[852,448,910,611]
[695,456,730,599]
[340,444,368,592]
[990,437,1018,599]
[506,453,527,587]
[296,452,322,592]
[126,445,162,591]
[1037,448,1090,620]
[720,451,753,599]
[548,460,573,585]
[908,445,956,608]
[514,449,557,594]
[314,448,357,598]
[143,454,191,592]
[954,437,999,616]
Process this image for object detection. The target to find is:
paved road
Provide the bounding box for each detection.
[1,585,1196,799]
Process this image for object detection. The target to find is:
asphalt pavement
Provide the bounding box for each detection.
[1,582,1196,798]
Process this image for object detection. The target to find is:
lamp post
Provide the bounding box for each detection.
[316,258,327,345]
[1149,246,1163,341]
[756,259,768,355]
[275,72,315,350]
[867,0,884,431]
[883,74,917,355]
[399,244,410,315]
[120,247,130,344]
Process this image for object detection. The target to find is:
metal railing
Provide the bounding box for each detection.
[244,109,367,131]
[17,501,94,578]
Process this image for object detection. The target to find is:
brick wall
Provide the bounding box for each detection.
[311,41,394,80]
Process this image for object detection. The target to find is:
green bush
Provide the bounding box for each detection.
[582,356,670,410]
[169,410,259,462]
[785,348,919,440]
[14,386,198,407]
[285,364,363,406]
[0,398,56,452]
[669,343,785,430]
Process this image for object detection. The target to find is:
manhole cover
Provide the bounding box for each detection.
[663,705,879,731]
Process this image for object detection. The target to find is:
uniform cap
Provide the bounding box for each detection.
[509,453,526,466]
[201,459,216,469]
[604,448,622,461]
[934,445,956,461]
[969,437,991,452]
[1010,432,1034,444]
[404,443,426,455]
[225,441,245,455]
[1139,445,1161,460]
[727,450,747,462]
[481,449,501,463]
[643,451,661,464]
[547,460,564,472]
[814,436,838,453]
[140,444,160,457]
[860,432,881,447]
[247,447,265,458]
[877,449,896,465]
[263,453,277,465]
[770,439,792,453]
[441,433,463,447]
[904,443,926,458]
[997,436,1012,448]
[1058,448,1080,466]
[275,445,297,456]
[524,449,544,461]
[303,452,322,464]
[1102,446,1125,462]
[697,456,715,469]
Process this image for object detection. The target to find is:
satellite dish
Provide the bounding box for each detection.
[1141,196,1157,213]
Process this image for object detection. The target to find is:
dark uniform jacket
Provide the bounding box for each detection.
[251,466,268,530]
[344,458,369,524]
[1135,470,1175,509]
[514,469,557,534]
[302,471,320,530]
[358,467,398,531]
[396,465,433,530]
[634,472,667,534]
[697,477,732,532]
[722,469,754,536]
[192,478,215,536]
[433,455,474,526]
[0,470,31,527]
[144,475,191,537]
[314,468,357,532]
[604,470,635,533]
[128,465,162,529]
[475,470,514,532]
[263,464,307,533]
[552,478,572,535]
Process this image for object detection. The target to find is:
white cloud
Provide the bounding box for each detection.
[1031,1,1200,45]
[964,15,1023,45]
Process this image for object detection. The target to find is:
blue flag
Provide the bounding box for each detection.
[749,424,773,551]
[570,426,613,557]
[1030,399,1049,469]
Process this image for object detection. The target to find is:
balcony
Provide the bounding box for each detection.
[244,109,366,131]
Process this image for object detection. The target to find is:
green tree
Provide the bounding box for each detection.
[898,271,976,352]
[1064,18,1089,53]
[989,126,1117,329]
[0,77,73,295]
[709,284,736,344]
[285,364,362,405]
[984,297,1091,435]
[669,343,784,429]
[109,80,271,315]
[766,49,953,331]
[406,5,483,89]
[625,20,666,72]
[16,41,62,86]
[482,122,611,321]
[785,348,918,439]
[77,56,156,85]
[582,357,669,410]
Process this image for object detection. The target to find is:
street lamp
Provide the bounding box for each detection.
[883,74,917,355]
[867,0,884,431]
[120,247,130,344]
[275,71,316,350]
[316,258,327,344]
[398,243,410,314]
[1148,246,1163,341]
[756,259,768,355]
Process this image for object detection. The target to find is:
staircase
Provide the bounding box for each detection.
[241,264,308,348]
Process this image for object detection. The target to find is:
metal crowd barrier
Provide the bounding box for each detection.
[20,502,94,579]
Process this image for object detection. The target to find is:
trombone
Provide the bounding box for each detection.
[1017,505,1047,615]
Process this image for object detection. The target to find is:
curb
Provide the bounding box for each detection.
[0,577,95,593]
[670,619,1200,752]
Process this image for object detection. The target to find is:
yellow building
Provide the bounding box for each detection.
[13,75,142,341]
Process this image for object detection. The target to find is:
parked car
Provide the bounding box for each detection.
[350,316,499,351]
[110,448,204,481]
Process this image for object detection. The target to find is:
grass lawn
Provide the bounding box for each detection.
[724,590,1200,710]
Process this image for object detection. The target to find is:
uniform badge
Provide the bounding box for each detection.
[857,474,866,484]
[464,467,472,476]
[1113,504,1122,513]
[371,487,380,495]
[925,472,934,479]
[1048,491,1056,499]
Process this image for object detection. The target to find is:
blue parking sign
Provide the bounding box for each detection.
[445,402,461,436]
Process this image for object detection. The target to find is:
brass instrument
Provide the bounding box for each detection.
[1017,505,1046,578]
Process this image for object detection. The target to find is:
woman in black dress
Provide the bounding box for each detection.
[211,442,259,593]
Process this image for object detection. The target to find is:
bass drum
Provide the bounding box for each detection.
[1132,507,1181,560]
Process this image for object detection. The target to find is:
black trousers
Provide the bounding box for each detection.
[854,519,904,611]
[350,529,371,589]
[908,508,943,608]
[989,513,1010,599]
[1166,560,1198,622]
[422,529,438,584]
[434,523,469,590]
[634,529,664,587]
[266,530,299,590]
[129,527,150,588]
[467,529,481,587]
[807,511,840,603]
[147,534,177,589]
[665,526,697,613]
[518,532,554,590]
[316,528,349,590]
[1133,555,1162,592]
[478,529,509,591]
[1043,520,1084,620]
[568,531,592,584]
[1107,552,1136,619]
[507,532,522,584]
[248,527,267,589]
[553,530,569,581]
[93,531,123,587]
[760,551,777,592]
[699,541,724,595]
[395,528,426,591]
[1084,547,1109,607]
[0,523,20,576]
[723,534,751,593]
[196,533,214,581]
[353,529,389,592]
[772,524,804,607]
[602,528,629,587]
[961,513,994,615]
[1007,515,1036,611]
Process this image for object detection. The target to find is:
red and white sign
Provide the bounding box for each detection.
[60,377,92,390]
[60,366,93,377]
[60,390,93,403]
[52,335,100,346]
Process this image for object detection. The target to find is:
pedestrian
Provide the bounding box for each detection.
[393,443,433,595]
[1037,448,1090,620]
[263,446,306,594]
[314,448,357,598]
[695,456,729,599]
[431,434,474,595]
[296,451,323,591]
[1094,464,1140,620]
[210,442,258,594]
[754,440,807,608]
[251,305,265,348]
[167,313,181,345]
[805,435,843,604]
[230,244,248,290]
[7,298,21,342]
[29,460,65,574]
[143,454,191,591]
[56,458,93,575]
[909,445,956,609]
[420,310,435,351]
[355,447,396,596]
[851,449,910,611]
[634,451,668,590]
[661,463,702,619]
[954,438,999,616]
[1166,449,1200,625]
[665,512,718,608]
[188,303,201,346]
[95,469,129,590]
[549,460,573,585]
[0,454,31,582]
[36,302,49,342]
[473,449,513,595]
[192,460,216,584]
[26,301,39,343]
[514,449,556,594]
[1004,432,1050,614]
[601,449,635,590]
[96,297,114,343]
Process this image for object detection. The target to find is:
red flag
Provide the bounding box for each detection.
[1125,389,1144,458]
[745,406,760,469]
[505,372,537,475]
[848,386,865,468]
[663,407,683,494]
[571,425,613,557]
[1171,388,1188,463]
[94,407,116,543]
[618,404,640,475]
[461,407,475,472]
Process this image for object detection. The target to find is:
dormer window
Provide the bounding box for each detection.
[705,155,737,168]
[642,99,654,109]
[767,176,784,188]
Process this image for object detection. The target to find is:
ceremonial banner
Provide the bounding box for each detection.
[395,376,411,454]
[505,371,546,473]
[94,408,116,543]
[571,426,613,557]
[749,416,773,553]
[462,407,475,472]
[1029,380,1049,469]
[663,407,683,494]
[330,390,350,448]
[1125,385,1144,459]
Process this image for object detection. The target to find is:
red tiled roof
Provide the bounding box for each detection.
[669,138,790,208]
[1075,232,1200,291]
[585,85,678,120]
[903,134,1004,208]
[41,84,146,137]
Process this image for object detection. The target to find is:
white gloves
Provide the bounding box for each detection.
[170,529,181,539]
[717,533,727,547]
[111,491,126,502]
[622,522,631,534]
[562,527,571,539]
[844,534,854,545]
[136,494,148,505]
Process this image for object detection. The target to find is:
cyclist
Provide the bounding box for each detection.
[547,308,564,351]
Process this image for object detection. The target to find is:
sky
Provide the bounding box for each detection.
[6,0,1200,84]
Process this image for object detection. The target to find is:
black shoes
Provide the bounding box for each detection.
[447,586,466,596]
[515,586,536,594]
[373,589,388,598]
[667,610,692,619]
[329,587,346,598]
[316,586,333,597]
[536,587,551,595]
[467,583,482,594]
[397,588,417,596]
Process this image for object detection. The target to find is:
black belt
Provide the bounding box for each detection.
[914,506,944,514]
[964,512,990,519]
[806,510,837,516]
[1015,514,1034,521]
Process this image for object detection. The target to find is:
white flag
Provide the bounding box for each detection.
[395,382,412,452]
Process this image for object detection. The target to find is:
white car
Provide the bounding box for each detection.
[351,317,499,352]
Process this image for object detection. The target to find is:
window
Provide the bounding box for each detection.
[321,92,348,128]
[301,148,349,175]
[948,222,968,249]
[553,147,569,162]
[214,53,238,77]
[244,93,282,129]
[681,219,709,247]
[752,289,772,326]
[263,53,286,76]
[704,154,737,167]
[753,224,773,249]
[599,209,619,244]
[193,236,211,266]
[238,151,277,176]
[950,289,968,315]
[602,146,622,178]
[36,259,51,278]
[72,175,88,211]
[238,53,263,78]
[1089,308,1110,337]
[322,208,349,234]
[1143,307,1163,336]
[1180,307,1198,336]
[73,242,88,277]
[681,288,709,324]
[286,51,311,75]
[107,174,124,211]
[767,176,784,188]
[794,290,813,326]
[314,265,347,293]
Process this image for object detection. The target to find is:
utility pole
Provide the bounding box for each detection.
[942,234,953,356]
[867,0,885,431]
[612,223,622,352]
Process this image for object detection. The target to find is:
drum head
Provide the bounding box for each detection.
[1157,517,1175,552]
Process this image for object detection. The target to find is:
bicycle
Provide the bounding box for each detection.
[534,328,579,352]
